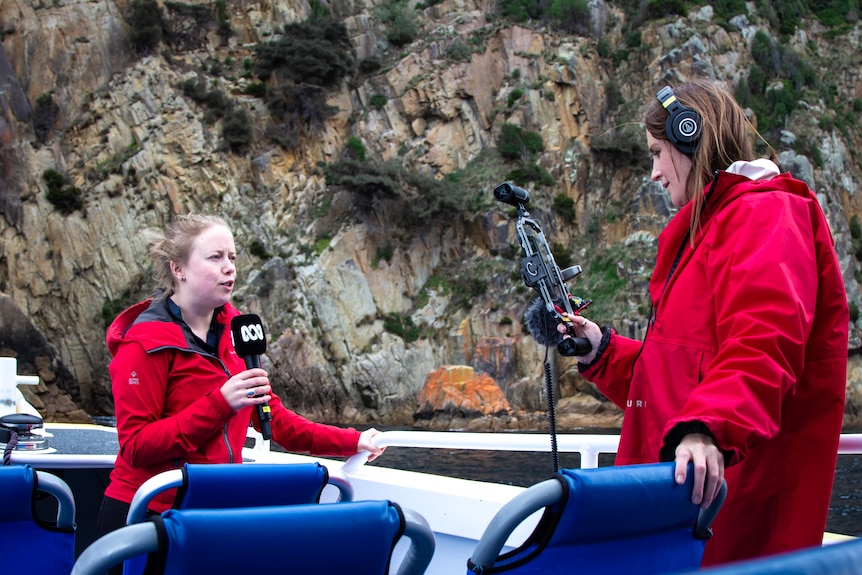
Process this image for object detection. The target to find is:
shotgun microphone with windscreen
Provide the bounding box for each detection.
[494,182,593,357]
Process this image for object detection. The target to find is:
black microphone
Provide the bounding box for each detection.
[494,182,530,206]
[524,297,592,357]
[230,314,271,440]
[525,297,563,347]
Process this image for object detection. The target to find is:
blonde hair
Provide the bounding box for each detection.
[143,213,229,300]
[644,80,766,236]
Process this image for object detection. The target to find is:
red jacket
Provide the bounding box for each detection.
[582,165,848,564]
[104,299,360,511]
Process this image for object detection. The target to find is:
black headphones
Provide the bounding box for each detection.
[656,86,701,155]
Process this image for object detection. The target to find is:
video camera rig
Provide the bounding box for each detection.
[495,182,592,357]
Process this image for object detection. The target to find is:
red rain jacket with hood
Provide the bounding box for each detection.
[581,161,848,564]
[104,298,360,511]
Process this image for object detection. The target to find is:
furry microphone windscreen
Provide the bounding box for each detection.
[524,297,564,347]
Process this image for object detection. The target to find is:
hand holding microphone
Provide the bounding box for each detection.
[555,307,603,364]
[230,314,272,440]
[524,297,594,357]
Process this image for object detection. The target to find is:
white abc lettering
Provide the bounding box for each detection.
[240,324,264,342]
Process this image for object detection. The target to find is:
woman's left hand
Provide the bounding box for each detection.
[358,428,386,461]
[673,432,725,509]
[557,312,603,364]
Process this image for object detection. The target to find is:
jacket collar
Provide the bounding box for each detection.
[106,297,236,356]
[725,159,780,180]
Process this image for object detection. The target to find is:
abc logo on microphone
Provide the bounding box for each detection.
[239,323,264,343]
[230,314,267,358]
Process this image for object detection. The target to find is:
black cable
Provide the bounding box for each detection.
[543,345,559,473]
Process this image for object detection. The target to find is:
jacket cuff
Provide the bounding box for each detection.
[577,325,612,372]
[659,421,732,466]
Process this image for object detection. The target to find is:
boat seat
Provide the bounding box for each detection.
[0,464,76,575]
[467,462,727,574]
[123,462,352,575]
[73,500,436,575]
[677,537,862,575]
[126,461,352,524]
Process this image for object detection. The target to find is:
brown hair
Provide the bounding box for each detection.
[143,213,229,300]
[644,80,764,235]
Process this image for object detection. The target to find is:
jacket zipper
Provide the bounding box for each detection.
[155,343,236,463]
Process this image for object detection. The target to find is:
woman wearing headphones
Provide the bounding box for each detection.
[562,80,848,565]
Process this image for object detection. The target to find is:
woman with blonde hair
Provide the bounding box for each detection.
[97,214,384,554]
[562,80,848,565]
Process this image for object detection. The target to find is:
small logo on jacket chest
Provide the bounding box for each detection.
[626,399,646,408]
[128,371,139,385]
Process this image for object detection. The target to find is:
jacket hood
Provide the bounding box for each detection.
[707,159,815,213]
[106,298,239,356]
[653,160,825,304]
[662,160,818,250]
[106,300,153,356]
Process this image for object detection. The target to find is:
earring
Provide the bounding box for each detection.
[181,276,186,282]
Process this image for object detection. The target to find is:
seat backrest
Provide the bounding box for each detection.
[679,538,862,575]
[123,462,353,575]
[73,500,436,575]
[0,464,76,575]
[127,462,351,524]
[467,462,726,574]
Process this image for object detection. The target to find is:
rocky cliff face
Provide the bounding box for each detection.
[0,0,860,429]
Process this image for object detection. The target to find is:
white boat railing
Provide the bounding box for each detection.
[246,430,862,472]
[341,431,623,474]
[294,431,862,475]
[839,433,862,454]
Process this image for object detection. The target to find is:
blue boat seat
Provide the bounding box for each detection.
[123,462,352,575]
[73,500,435,575]
[677,537,862,575]
[467,462,726,574]
[0,464,76,575]
[126,461,352,524]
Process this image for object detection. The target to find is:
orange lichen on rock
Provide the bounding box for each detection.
[414,366,511,420]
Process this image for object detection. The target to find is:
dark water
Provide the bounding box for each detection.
[365,431,862,538]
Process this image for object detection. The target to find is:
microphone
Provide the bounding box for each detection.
[494,182,530,207]
[524,297,592,357]
[525,297,563,347]
[230,314,271,440]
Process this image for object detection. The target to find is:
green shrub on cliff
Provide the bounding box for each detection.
[499,0,541,21]
[495,123,553,186]
[547,0,591,34]
[126,0,164,55]
[221,107,252,152]
[739,29,819,134]
[33,93,58,144]
[253,19,354,87]
[323,157,464,225]
[385,4,418,47]
[497,123,544,161]
[42,169,83,215]
[264,85,338,149]
[383,313,420,343]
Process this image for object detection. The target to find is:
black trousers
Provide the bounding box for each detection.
[96,495,158,575]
